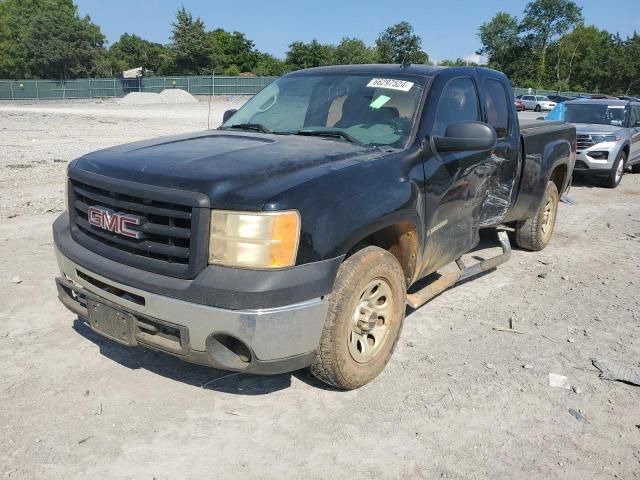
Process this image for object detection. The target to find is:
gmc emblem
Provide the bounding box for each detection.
[87,206,145,239]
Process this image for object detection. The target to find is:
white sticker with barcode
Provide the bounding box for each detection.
[367,78,414,92]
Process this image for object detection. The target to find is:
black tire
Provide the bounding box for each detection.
[535,104,542,112]
[310,246,406,390]
[603,151,626,188]
[631,163,640,174]
[515,181,559,251]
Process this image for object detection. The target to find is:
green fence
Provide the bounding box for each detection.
[0,75,598,101]
[0,75,278,100]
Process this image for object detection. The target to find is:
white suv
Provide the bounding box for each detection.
[520,95,557,112]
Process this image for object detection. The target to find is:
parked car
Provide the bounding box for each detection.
[547,95,576,103]
[520,95,557,112]
[546,99,640,187]
[618,96,640,102]
[53,65,575,389]
[515,98,525,111]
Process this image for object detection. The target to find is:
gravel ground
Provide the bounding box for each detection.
[0,102,639,480]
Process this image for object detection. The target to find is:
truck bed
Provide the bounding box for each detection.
[519,120,569,136]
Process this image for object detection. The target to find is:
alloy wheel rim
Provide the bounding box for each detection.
[541,196,557,241]
[615,159,624,183]
[348,278,393,364]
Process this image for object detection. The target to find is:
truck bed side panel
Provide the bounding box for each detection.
[504,122,575,223]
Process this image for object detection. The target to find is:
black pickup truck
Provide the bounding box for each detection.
[54,65,575,389]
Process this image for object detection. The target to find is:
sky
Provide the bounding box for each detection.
[75,0,640,63]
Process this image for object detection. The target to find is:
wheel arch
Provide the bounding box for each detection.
[342,214,420,287]
[621,143,630,159]
[549,163,569,194]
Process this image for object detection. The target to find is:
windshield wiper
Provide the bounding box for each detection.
[294,129,364,146]
[225,123,272,134]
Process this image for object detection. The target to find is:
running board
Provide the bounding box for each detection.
[406,231,511,310]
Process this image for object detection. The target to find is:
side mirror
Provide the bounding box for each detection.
[433,121,497,153]
[222,109,237,123]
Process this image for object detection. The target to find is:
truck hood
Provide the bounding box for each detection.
[74,130,383,210]
[571,123,624,135]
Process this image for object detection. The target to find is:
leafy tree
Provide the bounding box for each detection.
[23,5,106,79]
[616,32,640,95]
[0,0,76,78]
[254,53,288,76]
[375,22,428,64]
[547,25,610,91]
[209,29,258,73]
[477,13,522,72]
[333,38,375,65]
[170,7,210,74]
[109,33,167,75]
[439,58,479,67]
[520,0,583,85]
[285,40,335,70]
[224,64,241,76]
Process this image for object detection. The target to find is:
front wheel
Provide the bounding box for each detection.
[515,181,559,251]
[310,246,406,390]
[604,151,626,188]
[535,104,542,112]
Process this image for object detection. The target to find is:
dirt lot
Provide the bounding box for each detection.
[0,101,639,480]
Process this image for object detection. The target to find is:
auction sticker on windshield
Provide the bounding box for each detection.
[367,78,414,92]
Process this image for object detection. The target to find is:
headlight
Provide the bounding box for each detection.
[591,134,621,144]
[208,210,301,269]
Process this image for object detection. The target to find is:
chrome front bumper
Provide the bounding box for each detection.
[55,248,329,374]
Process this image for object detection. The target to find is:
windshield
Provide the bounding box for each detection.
[222,73,426,147]
[537,96,551,101]
[552,103,628,126]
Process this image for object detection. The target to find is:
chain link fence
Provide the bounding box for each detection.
[0,75,278,100]
[0,75,598,101]
[512,87,596,98]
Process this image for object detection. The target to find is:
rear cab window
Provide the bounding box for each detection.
[484,79,510,138]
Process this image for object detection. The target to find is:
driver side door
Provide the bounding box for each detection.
[419,75,495,276]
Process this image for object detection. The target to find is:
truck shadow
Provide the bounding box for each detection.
[72,318,337,395]
[570,174,606,189]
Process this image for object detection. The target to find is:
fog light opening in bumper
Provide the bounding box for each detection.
[207,334,252,369]
[588,151,609,160]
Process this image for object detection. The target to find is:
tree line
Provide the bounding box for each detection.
[0,0,637,95]
[0,1,428,79]
[478,0,640,95]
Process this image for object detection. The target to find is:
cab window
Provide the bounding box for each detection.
[433,77,480,136]
[484,79,510,138]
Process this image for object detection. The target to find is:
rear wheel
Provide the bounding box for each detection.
[604,151,626,188]
[515,181,559,251]
[310,246,406,390]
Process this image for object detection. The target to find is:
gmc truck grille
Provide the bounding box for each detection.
[576,134,594,151]
[68,173,209,279]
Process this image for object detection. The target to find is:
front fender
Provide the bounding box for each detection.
[263,150,426,265]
